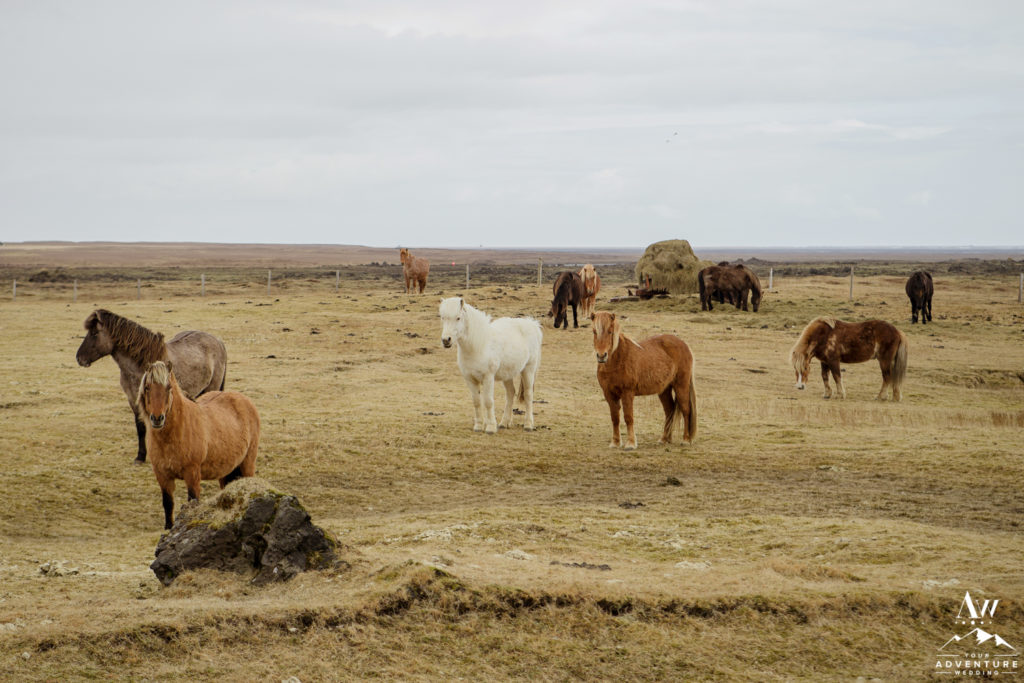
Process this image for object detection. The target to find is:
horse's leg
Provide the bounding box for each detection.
[571,302,579,328]
[521,366,536,431]
[481,375,498,433]
[499,379,515,429]
[925,295,932,322]
[657,389,675,444]
[820,361,832,399]
[157,475,175,529]
[910,298,918,324]
[604,392,621,447]
[622,393,638,450]
[877,358,892,401]
[464,377,484,431]
[183,466,201,503]
[133,406,147,464]
[220,465,243,488]
[830,361,846,399]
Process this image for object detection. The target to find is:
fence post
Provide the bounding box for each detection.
[137,279,141,300]
[73,279,77,303]
[465,264,470,290]
[335,270,340,292]
[849,266,854,301]
[201,273,206,297]
[768,267,773,291]
[1019,273,1022,303]
[537,258,543,287]
[12,279,16,300]
[267,270,272,296]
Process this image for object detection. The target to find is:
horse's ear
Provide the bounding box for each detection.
[590,313,596,321]
[459,298,464,310]
[610,313,616,320]
[165,360,173,376]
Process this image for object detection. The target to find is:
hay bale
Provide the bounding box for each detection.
[634,240,714,294]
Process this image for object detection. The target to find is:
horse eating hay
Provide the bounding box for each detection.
[137,361,260,529]
[590,311,696,449]
[400,248,430,294]
[549,271,585,329]
[76,309,227,464]
[439,297,542,433]
[790,316,908,401]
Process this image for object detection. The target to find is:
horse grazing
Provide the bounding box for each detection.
[905,271,933,324]
[549,271,585,329]
[698,264,762,312]
[577,264,602,319]
[591,311,696,450]
[76,309,228,464]
[400,248,430,294]
[790,316,908,401]
[137,361,260,529]
[439,297,542,433]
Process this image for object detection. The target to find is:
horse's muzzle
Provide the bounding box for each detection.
[149,414,166,429]
[77,357,91,368]
[442,338,452,349]
[596,353,608,364]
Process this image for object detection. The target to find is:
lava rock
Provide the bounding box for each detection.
[151,478,341,586]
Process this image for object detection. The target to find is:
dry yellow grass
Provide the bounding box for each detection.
[1,258,1023,680]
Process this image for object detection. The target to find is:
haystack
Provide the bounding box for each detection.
[634,240,713,294]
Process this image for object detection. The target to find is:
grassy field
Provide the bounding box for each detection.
[1,259,1023,681]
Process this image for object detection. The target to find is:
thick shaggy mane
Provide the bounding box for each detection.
[89,309,167,365]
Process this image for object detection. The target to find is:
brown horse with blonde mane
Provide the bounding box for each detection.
[577,264,601,319]
[790,316,908,401]
[591,311,696,449]
[137,361,260,529]
[76,309,227,465]
[400,248,430,294]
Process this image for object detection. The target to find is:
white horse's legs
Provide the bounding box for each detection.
[521,363,538,431]
[481,375,497,433]
[464,377,484,431]
[499,379,516,429]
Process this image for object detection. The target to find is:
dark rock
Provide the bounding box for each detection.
[151,479,342,586]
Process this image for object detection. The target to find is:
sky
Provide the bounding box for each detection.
[1,1,1022,248]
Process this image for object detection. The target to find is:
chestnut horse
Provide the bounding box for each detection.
[591,311,696,449]
[905,271,933,324]
[550,271,585,329]
[400,248,430,294]
[698,264,762,312]
[790,316,908,401]
[137,361,260,529]
[76,309,227,464]
[577,264,601,319]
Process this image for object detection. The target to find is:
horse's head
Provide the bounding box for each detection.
[591,311,620,363]
[790,344,810,390]
[750,286,762,313]
[439,297,466,349]
[138,361,174,429]
[399,248,410,265]
[551,297,567,328]
[76,310,115,367]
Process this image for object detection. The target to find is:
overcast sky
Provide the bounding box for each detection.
[1,1,1022,248]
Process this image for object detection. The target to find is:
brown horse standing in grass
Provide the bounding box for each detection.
[790,316,908,401]
[76,309,227,465]
[550,271,585,329]
[905,271,933,324]
[400,248,430,294]
[590,311,696,449]
[577,264,601,319]
[137,361,260,529]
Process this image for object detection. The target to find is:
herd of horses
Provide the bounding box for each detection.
[74,255,934,528]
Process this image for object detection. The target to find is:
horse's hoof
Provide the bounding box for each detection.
[624,443,637,451]
[524,426,534,432]
[132,457,147,466]
[608,441,620,448]
[484,425,497,434]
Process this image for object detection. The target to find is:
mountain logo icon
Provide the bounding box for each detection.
[940,628,1016,653]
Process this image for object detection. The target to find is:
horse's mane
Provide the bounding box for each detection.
[88,309,167,365]
[791,316,837,369]
[811,315,837,329]
[553,272,578,304]
[136,360,172,406]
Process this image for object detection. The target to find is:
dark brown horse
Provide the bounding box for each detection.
[790,316,908,401]
[76,309,228,464]
[137,361,259,529]
[905,271,933,324]
[698,264,762,312]
[400,248,430,294]
[591,311,696,449]
[550,271,585,329]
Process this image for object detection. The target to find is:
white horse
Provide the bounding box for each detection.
[439,297,542,433]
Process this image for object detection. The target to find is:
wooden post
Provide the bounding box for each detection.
[849,266,854,301]
[201,273,206,297]
[73,279,77,303]
[537,258,543,287]
[465,264,470,290]
[137,279,141,300]
[12,279,15,300]
[1019,273,1023,303]
[267,270,272,295]
[335,270,340,291]
[768,267,773,291]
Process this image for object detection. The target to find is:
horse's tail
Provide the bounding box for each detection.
[892,330,909,398]
[684,374,697,443]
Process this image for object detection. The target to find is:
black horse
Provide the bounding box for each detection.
[549,271,585,329]
[905,271,933,324]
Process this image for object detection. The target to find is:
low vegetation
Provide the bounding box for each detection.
[1,257,1022,680]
